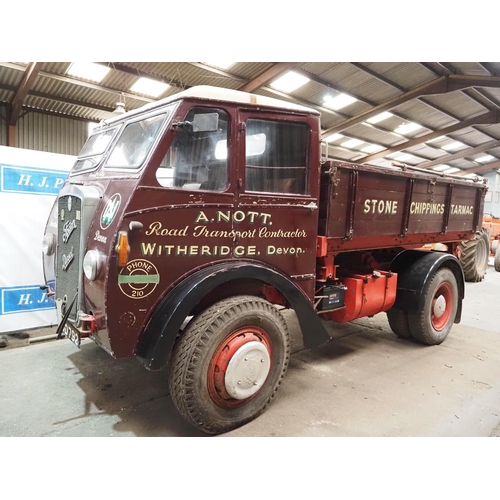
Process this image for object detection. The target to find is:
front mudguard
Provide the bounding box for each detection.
[136,261,330,370]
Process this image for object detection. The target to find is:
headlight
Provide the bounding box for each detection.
[42,233,56,256]
[83,249,102,281]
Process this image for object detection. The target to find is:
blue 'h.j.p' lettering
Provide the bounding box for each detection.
[1,165,67,195]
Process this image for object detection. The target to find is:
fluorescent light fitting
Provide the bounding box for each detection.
[366,112,393,124]
[361,143,384,153]
[270,71,310,92]
[130,77,170,97]
[476,155,494,163]
[324,133,344,143]
[442,141,466,151]
[324,93,358,111]
[443,167,461,174]
[394,122,422,135]
[433,165,450,171]
[341,138,363,149]
[67,62,110,82]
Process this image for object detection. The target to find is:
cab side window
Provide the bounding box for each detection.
[156,107,229,191]
[245,119,308,195]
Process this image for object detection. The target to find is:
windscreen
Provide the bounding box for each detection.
[105,113,167,169]
[72,127,118,174]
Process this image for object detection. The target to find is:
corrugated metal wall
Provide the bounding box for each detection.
[17,111,87,155]
[0,105,7,147]
[0,105,88,155]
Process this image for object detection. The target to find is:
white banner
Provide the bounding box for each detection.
[0,145,74,333]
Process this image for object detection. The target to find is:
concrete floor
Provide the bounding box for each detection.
[1,259,500,437]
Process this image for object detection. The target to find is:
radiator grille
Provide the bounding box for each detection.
[56,195,82,320]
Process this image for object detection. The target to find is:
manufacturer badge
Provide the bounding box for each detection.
[100,193,121,230]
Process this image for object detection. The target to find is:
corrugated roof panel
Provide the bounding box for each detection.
[362,62,436,90]
[225,62,274,80]
[391,99,457,130]
[40,62,72,74]
[119,62,243,90]
[419,91,487,120]
[0,64,24,84]
[299,62,403,104]
[448,63,492,76]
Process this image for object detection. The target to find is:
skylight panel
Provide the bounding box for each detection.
[323,93,358,111]
[394,122,422,135]
[130,77,170,97]
[361,143,385,153]
[66,62,110,83]
[341,138,363,149]
[366,112,393,124]
[324,133,344,143]
[433,165,450,171]
[426,136,445,143]
[393,153,417,162]
[442,141,466,151]
[476,155,494,163]
[205,61,234,69]
[270,71,310,92]
[443,167,461,174]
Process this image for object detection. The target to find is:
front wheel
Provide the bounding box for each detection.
[168,295,290,435]
[408,267,458,345]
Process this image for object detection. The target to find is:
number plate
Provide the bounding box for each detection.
[62,323,81,348]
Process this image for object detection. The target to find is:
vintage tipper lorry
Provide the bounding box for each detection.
[41,86,487,434]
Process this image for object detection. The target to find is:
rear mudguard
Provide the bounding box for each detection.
[136,261,331,370]
[390,250,465,321]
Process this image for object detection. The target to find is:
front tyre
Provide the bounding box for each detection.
[168,295,290,435]
[408,268,458,345]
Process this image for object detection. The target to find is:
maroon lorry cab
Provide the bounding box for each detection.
[41,86,487,434]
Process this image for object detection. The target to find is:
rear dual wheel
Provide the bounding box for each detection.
[388,267,458,346]
[168,295,290,435]
[386,308,412,339]
[408,268,458,345]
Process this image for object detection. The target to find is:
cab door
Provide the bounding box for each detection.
[234,111,321,301]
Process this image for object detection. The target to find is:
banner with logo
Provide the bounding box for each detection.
[0,145,75,333]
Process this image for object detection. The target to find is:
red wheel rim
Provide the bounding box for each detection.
[431,282,453,330]
[207,326,272,409]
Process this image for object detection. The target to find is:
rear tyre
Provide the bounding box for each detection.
[408,268,458,346]
[458,229,489,282]
[168,295,290,435]
[387,308,413,339]
[494,247,500,272]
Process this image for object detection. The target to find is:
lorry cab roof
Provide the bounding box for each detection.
[103,85,321,126]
